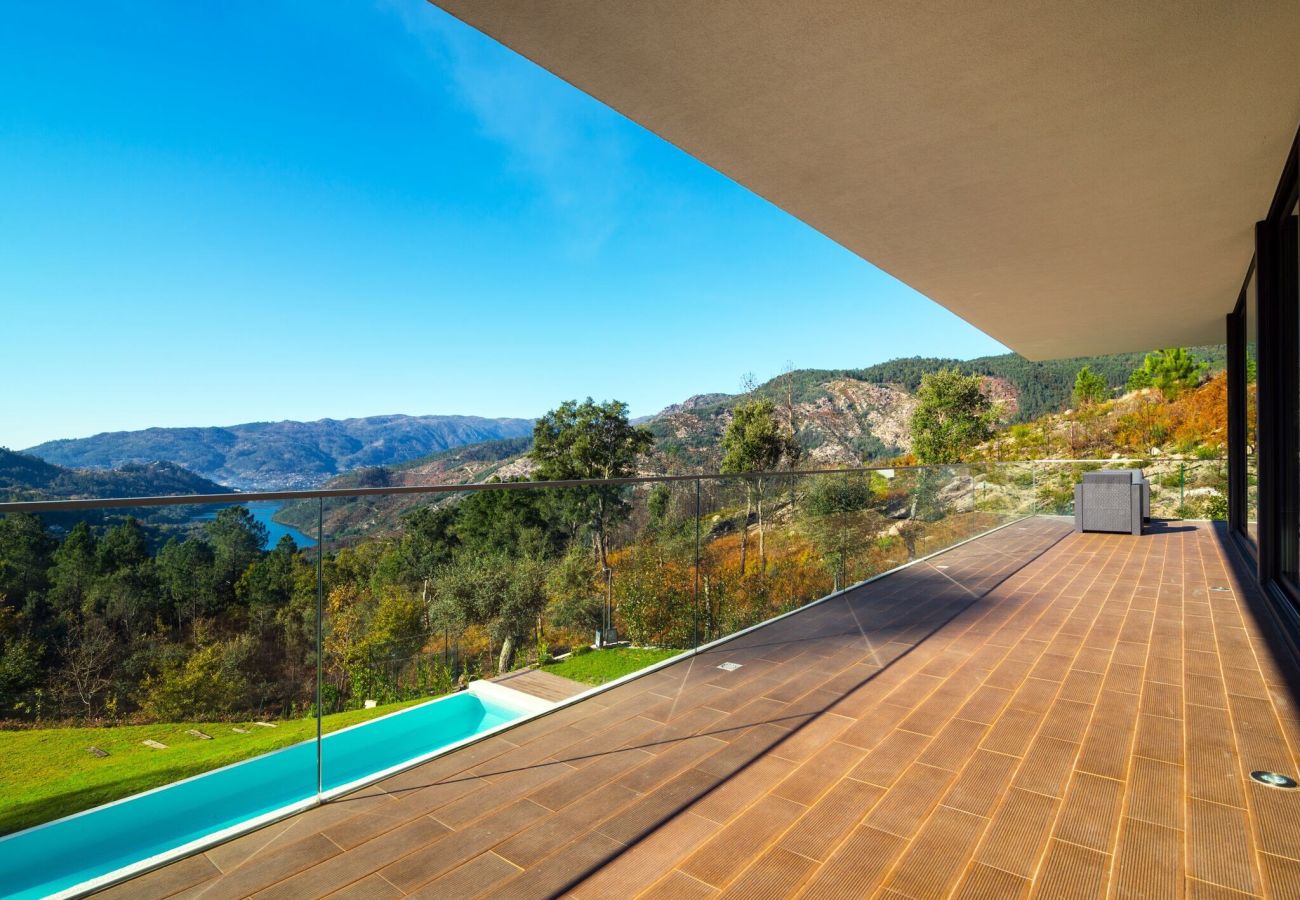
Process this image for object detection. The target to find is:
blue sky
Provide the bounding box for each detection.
[0,1,1006,450]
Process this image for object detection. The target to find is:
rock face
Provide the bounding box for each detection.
[641,368,1029,471]
[645,378,934,470]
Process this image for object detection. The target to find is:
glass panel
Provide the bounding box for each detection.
[694,466,991,647]
[0,501,320,899]
[973,461,1040,522]
[314,478,700,794]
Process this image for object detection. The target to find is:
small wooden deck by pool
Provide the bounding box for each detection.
[104,518,1300,898]
[490,668,589,704]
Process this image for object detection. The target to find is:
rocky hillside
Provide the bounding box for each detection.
[645,346,1225,471]
[24,415,535,490]
[972,371,1233,462]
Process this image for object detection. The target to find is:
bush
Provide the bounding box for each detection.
[139,636,254,721]
[1196,494,1228,520]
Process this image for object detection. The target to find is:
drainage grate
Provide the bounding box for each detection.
[717,662,743,672]
[1251,771,1298,789]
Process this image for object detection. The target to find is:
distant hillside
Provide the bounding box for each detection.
[0,447,235,533]
[0,448,232,502]
[276,436,532,540]
[24,415,536,490]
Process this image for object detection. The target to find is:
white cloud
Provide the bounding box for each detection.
[383,1,633,257]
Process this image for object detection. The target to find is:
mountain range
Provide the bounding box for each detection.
[14,347,1227,508]
[23,415,536,490]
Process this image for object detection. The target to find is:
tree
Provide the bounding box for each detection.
[47,521,99,617]
[0,513,55,612]
[909,368,997,464]
[720,398,798,575]
[544,545,604,636]
[54,616,116,719]
[452,484,565,559]
[1127,348,1209,400]
[1073,365,1109,407]
[139,634,255,721]
[530,399,654,571]
[802,473,886,589]
[91,518,162,635]
[433,552,549,673]
[156,536,217,628]
[206,507,267,604]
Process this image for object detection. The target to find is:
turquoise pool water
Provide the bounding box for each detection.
[0,692,529,899]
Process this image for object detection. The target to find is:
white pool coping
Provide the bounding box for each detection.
[467,678,559,717]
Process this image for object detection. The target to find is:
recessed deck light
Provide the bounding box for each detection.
[717,662,742,672]
[1210,586,1231,593]
[1251,771,1298,789]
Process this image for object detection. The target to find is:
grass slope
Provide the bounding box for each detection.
[0,697,430,836]
[540,647,681,686]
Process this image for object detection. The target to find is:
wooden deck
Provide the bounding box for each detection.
[104,518,1300,899]
[490,668,589,703]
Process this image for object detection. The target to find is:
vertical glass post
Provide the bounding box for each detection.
[1031,461,1038,515]
[693,477,701,649]
[315,497,324,799]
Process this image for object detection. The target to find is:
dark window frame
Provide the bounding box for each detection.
[1235,125,1300,645]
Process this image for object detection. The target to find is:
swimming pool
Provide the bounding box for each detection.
[0,688,543,899]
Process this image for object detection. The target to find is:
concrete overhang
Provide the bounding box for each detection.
[431,1,1300,360]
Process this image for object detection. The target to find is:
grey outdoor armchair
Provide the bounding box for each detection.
[1074,469,1149,535]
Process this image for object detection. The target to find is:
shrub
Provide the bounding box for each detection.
[139,636,254,721]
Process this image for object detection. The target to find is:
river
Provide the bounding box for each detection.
[190,500,317,549]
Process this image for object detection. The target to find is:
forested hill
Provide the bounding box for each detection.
[870,347,1229,419]
[643,346,1227,469]
[24,415,536,490]
[274,436,533,538]
[750,346,1227,423]
[0,448,232,503]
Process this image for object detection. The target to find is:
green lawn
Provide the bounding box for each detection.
[540,646,682,685]
[0,696,432,837]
